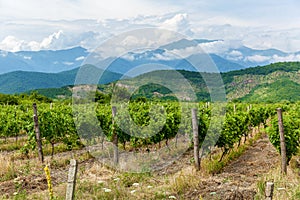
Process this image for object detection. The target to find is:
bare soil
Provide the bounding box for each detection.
[183,134,280,199]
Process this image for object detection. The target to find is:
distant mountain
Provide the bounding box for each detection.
[1,39,300,76]
[0,65,124,94]
[99,51,244,76]
[220,46,291,67]
[0,47,88,74]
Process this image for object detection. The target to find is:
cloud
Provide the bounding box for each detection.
[0,6,300,54]
[0,0,179,20]
[75,56,85,61]
[271,54,300,63]
[23,56,31,60]
[226,50,243,61]
[160,13,190,32]
[167,40,243,58]
[40,30,64,49]
[62,61,74,66]
[0,29,111,52]
[149,51,180,61]
[121,53,135,61]
[0,30,68,52]
[245,55,271,63]
[0,36,24,52]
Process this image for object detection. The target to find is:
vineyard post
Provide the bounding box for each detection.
[277,108,287,174]
[66,159,78,200]
[33,103,44,163]
[192,108,200,170]
[112,106,119,165]
[265,181,274,200]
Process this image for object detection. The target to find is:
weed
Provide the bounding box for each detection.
[0,155,17,181]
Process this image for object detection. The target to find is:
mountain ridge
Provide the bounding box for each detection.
[0,66,125,94]
[1,61,298,103]
[1,38,299,75]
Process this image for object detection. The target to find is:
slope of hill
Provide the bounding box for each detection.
[117,61,300,102]
[0,65,124,94]
[239,79,300,102]
[224,62,300,101]
[1,61,300,102]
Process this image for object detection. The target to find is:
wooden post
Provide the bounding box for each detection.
[112,106,119,165]
[233,104,236,113]
[33,103,44,163]
[265,182,274,200]
[277,108,287,174]
[192,108,200,171]
[66,159,78,200]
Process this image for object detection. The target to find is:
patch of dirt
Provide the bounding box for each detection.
[183,134,280,199]
[0,175,48,198]
[154,148,193,176]
[0,149,93,198]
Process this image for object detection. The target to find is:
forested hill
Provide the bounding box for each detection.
[223,62,300,102]
[0,65,125,94]
[1,61,300,103]
[117,61,300,103]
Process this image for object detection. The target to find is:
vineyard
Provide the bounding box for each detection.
[0,100,300,199]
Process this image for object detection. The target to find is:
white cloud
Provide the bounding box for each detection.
[40,30,64,49]
[23,56,31,60]
[167,40,243,58]
[169,45,203,58]
[160,13,190,32]
[271,54,300,63]
[225,50,244,61]
[121,53,135,61]
[198,40,231,54]
[121,36,149,47]
[28,41,41,51]
[245,55,271,63]
[0,0,178,20]
[150,51,180,61]
[0,3,300,55]
[0,36,24,52]
[0,29,112,52]
[63,61,74,66]
[228,50,243,57]
[75,56,85,61]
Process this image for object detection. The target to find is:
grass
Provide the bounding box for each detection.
[0,138,27,152]
[0,155,17,182]
[255,166,300,200]
[0,125,266,199]
[202,130,262,175]
[168,166,199,195]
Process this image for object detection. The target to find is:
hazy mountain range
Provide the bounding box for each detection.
[1,38,299,75]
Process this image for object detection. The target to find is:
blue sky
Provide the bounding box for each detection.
[0,0,300,52]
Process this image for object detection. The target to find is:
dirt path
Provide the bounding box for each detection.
[184,134,280,200]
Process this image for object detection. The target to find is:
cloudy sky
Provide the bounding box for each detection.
[1,0,300,52]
